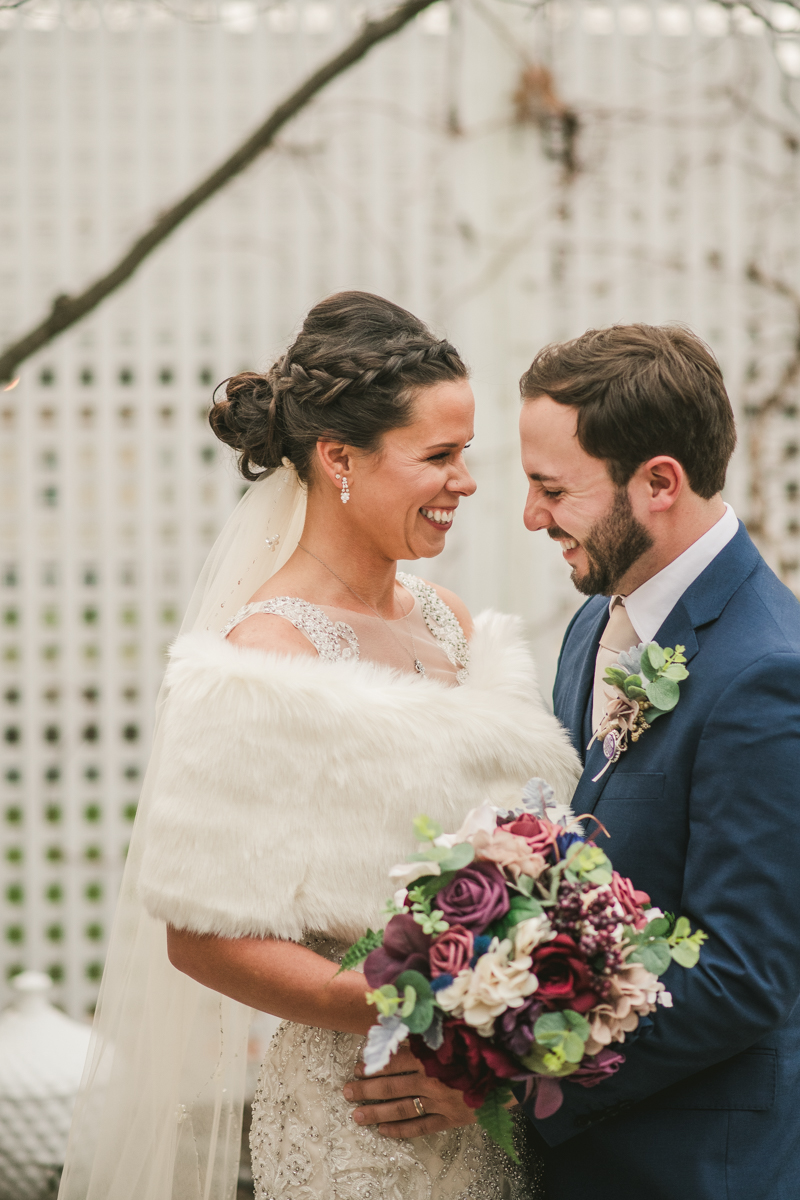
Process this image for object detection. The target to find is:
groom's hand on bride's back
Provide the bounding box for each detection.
[342,1045,479,1138]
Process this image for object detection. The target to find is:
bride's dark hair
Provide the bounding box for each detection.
[208,291,468,482]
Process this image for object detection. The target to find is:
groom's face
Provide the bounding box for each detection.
[520,396,654,596]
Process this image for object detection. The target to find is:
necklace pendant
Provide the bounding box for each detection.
[414,659,425,675]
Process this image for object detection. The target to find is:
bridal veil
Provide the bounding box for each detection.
[58,467,307,1200]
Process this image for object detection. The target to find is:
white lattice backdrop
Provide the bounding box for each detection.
[1,0,799,1018]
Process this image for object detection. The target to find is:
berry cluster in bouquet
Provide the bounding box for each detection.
[341,780,706,1159]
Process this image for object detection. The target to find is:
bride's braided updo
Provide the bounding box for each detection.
[209,291,468,482]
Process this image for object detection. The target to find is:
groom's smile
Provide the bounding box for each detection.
[519,396,655,596]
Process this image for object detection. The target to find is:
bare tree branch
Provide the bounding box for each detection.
[0,0,437,382]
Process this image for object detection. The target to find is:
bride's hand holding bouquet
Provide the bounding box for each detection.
[343,781,706,1159]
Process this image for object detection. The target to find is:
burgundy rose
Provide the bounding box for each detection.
[502,813,558,858]
[530,933,600,1014]
[572,1047,626,1088]
[429,925,473,978]
[495,994,544,1059]
[610,871,650,931]
[410,1019,519,1109]
[364,914,431,987]
[436,862,510,933]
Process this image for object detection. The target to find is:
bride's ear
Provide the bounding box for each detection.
[315,440,355,490]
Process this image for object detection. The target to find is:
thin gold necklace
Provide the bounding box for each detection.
[297,544,426,676]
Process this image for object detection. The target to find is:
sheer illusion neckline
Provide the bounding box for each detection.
[220,573,470,686]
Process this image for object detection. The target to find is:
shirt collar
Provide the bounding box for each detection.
[617,503,739,645]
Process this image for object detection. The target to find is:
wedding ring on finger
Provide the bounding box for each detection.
[413,1096,426,1118]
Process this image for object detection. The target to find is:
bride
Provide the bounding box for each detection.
[59,291,580,1200]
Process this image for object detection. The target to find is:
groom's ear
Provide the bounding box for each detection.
[637,456,684,512]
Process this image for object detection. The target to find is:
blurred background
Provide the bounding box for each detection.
[0,0,799,1185]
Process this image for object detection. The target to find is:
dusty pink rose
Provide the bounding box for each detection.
[610,870,651,930]
[502,813,559,858]
[429,925,474,978]
[470,829,548,881]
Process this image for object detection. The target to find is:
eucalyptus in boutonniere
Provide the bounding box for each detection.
[589,642,689,781]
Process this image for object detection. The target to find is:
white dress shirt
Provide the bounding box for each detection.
[619,503,739,645]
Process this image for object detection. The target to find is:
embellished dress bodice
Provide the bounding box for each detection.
[221,572,470,686]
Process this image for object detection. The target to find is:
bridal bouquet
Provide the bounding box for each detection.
[342,781,706,1159]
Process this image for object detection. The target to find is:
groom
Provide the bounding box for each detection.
[514,323,800,1199]
[345,323,800,1198]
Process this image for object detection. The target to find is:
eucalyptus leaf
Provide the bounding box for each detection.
[625,684,649,701]
[645,916,671,939]
[647,642,666,672]
[604,666,628,687]
[644,707,669,723]
[396,970,433,1000]
[439,842,475,872]
[534,1011,569,1041]
[563,1031,587,1063]
[671,916,691,942]
[639,646,658,681]
[663,663,689,681]
[408,846,451,864]
[645,675,680,711]
[562,1010,591,1037]
[629,939,672,975]
[671,941,701,968]
[623,674,643,690]
[412,815,443,842]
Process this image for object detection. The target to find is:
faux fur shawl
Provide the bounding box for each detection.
[138,611,581,943]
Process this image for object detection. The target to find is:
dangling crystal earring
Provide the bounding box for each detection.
[340,477,350,505]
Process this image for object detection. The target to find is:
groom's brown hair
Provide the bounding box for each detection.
[519,324,736,499]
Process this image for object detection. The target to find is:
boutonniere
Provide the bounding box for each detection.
[589,642,689,781]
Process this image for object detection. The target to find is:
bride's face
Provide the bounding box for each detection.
[352,378,477,561]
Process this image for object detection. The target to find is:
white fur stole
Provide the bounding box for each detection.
[138,611,581,943]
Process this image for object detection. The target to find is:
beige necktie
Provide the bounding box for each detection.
[592,597,638,734]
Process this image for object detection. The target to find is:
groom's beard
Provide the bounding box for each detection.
[550,488,654,596]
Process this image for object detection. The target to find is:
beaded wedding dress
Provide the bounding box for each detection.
[60,469,576,1200]
[222,576,543,1200]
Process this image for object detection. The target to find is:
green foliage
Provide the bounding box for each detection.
[439,842,475,872]
[476,1088,520,1162]
[628,939,672,975]
[336,928,383,976]
[412,908,449,935]
[413,815,443,842]
[645,675,680,712]
[491,894,545,940]
[410,871,457,904]
[521,1041,581,1078]
[668,916,708,968]
[563,843,613,886]
[395,970,435,1033]
[528,1010,591,1073]
[625,911,706,975]
[366,984,402,1018]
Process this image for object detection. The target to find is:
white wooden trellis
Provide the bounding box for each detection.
[0,0,799,1018]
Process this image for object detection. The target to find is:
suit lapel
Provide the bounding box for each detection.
[571,523,761,817]
[554,599,607,761]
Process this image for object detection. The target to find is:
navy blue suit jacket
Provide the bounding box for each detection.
[521,525,800,1200]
